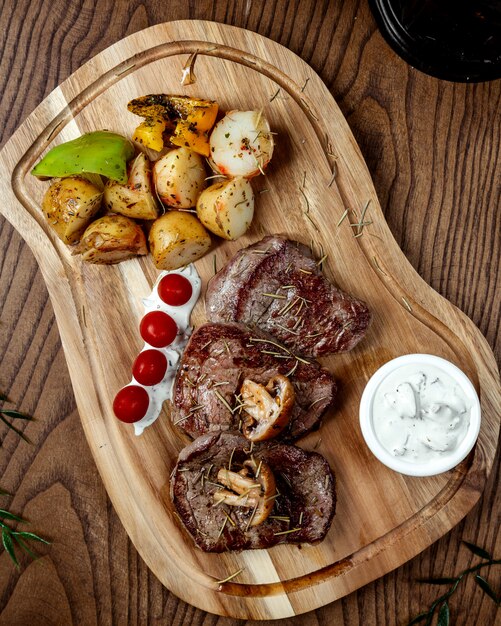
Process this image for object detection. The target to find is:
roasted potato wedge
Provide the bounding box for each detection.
[153,148,206,209]
[77,215,148,264]
[149,211,211,270]
[42,176,103,244]
[103,153,160,220]
[196,177,254,240]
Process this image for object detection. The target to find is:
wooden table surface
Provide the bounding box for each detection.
[0,1,499,624]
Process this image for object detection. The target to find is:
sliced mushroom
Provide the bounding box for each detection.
[243,458,276,526]
[214,468,261,507]
[241,374,295,441]
[212,459,276,527]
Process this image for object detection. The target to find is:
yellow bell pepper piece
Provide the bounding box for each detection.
[167,97,218,132]
[170,121,210,157]
[127,95,218,154]
[132,118,167,152]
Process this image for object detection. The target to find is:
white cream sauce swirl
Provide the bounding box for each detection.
[372,363,471,463]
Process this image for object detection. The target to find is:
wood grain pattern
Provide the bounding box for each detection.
[0,2,499,625]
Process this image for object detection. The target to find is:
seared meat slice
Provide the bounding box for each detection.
[171,322,336,442]
[171,431,336,552]
[206,235,371,357]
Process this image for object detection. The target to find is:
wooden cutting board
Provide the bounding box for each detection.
[0,20,499,620]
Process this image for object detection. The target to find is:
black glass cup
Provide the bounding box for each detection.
[369,0,501,82]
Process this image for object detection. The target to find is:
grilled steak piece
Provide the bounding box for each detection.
[206,235,371,357]
[172,322,336,441]
[171,431,336,552]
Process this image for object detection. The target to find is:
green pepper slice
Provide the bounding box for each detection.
[31,131,135,184]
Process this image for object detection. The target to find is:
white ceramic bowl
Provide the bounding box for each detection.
[359,354,481,477]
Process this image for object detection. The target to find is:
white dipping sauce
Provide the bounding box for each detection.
[372,364,471,463]
[131,265,201,436]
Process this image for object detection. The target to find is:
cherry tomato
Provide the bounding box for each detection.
[140,311,177,347]
[133,349,167,386]
[113,385,149,423]
[158,273,193,307]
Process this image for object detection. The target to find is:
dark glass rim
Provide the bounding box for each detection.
[369,0,501,83]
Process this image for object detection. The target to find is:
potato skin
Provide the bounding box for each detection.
[42,176,103,244]
[78,215,148,264]
[104,153,160,220]
[149,211,211,270]
[196,177,254,240]
[153,148,206,209]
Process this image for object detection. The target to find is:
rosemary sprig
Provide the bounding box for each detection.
[327,163,337,187]
[216,567,245,585]
[254,460,263,479]
[408,541,500,625]
[228,447,236,472]
[350,199,372,237]
[249,337,290,354]
[300,188,320,233]
[265,492,280,503]
[278,297,300,316]
[216,517,227,541]
[213,390,233,414]
[309,396,328,409]
[211,381,229,389]
[316,254,328,268]
[223,510,236,527]
[245,503,259,531]
[294,355,311,365]
[313,437,322,450]
[284,360,299,378]
[205,480,225,490]
[402,296,413,312]
[280,473,292,488]
[276,323,299,335]
[373,256,388,276]
[251,246,272,255]
[269,88,281,102]
[337,208,349,227]
[0,395,33,443]
[0,506,50,568]
[274,527,301,536]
